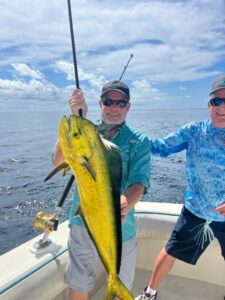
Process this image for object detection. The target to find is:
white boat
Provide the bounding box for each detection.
[0,202,225,300]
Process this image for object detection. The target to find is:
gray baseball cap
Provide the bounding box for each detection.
[101,80,130,100]
[210,75,225,95]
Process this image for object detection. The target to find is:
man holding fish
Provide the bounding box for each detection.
[54,80,150,300]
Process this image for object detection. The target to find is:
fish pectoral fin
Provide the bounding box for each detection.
[80,159,96,181]
[61,166,70,176]
[44,161,69,182]
[102,138,118,151]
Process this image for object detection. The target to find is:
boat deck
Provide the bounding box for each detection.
[91,268,225,300]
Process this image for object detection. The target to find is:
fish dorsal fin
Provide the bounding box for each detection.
[44,161,69,182]
[104,141,122,274]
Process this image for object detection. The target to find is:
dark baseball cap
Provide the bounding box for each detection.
[210,75,225,95]
[101,80,130,100]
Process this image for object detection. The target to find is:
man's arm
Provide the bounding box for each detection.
[120,134,150,223]
[215,202,225,216]
[53,141,64,167]
[121,183,145,223]
[124,183,145,210]
[150,122,193,157]
[68,89,88,117]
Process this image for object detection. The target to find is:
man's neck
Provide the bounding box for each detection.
[97,121,125,140]
[108,129,117,140]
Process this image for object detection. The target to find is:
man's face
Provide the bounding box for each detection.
[208,89,225,128]
[99,91,130,124]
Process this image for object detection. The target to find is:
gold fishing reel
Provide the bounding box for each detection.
[30,210,60,253]
[33,211,59,234]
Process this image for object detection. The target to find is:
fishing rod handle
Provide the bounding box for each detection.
[57,175,75,208]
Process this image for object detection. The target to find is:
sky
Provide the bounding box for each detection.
[1,0,225,111]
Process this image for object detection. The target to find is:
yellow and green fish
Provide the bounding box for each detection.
[58,115,134,300]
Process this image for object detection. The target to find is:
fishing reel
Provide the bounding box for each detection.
[30,209,60,253]
[33,211,59,234]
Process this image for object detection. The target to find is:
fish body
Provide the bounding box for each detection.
[58,115,134,300]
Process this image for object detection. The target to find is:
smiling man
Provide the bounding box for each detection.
[208,76,225,128]
[54,80,150,300]
[136,75,225,300]
[99,80,131,125]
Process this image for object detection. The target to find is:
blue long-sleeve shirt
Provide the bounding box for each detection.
[151,119,225,222]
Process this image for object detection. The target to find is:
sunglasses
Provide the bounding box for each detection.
[209,97,225,106]
[102,97,129,108]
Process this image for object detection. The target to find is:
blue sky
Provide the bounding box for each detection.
[1,0,225,111]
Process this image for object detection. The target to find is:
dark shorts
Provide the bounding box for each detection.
[166,206,225,265]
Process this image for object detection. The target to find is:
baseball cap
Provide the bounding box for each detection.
[101,80,130,100]
[210,75,225,95]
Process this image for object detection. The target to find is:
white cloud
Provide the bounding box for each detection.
[1,0,224,81]
[132,79,166,103]
[180,86,187,91]
[11,63,43,79]
[54,60,106,89]
[0,0,225,109]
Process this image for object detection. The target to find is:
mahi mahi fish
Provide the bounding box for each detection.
[58,115,134,300]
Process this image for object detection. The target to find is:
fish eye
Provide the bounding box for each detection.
[73,132,80,139]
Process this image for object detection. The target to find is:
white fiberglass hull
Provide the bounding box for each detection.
[0,202,224,300]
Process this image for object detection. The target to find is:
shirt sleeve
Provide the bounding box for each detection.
[125,135,151,193]
[150,122,194,157]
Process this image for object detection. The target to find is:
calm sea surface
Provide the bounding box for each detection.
[0,108,209,254]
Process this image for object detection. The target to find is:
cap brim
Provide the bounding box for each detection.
[210,86,225,95]
[101,89,129,100]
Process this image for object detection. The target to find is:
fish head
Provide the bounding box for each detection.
[59,115,99,161]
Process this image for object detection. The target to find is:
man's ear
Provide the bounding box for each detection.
[126,102,131,111]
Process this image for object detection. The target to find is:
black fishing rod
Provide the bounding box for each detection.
[118,53,134,81]
[67,0,80,90]
[57,0,82,208]
[31,0,81,250]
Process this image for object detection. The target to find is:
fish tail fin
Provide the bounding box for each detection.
[103,275,134,300]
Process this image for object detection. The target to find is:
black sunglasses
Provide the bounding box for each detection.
[209,97,225,106]
[101,97,129,108]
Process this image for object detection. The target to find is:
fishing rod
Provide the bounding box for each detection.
[31,0,80,252]
[118,53,134,81]
[63,0,82,204]
[67,0,80,90]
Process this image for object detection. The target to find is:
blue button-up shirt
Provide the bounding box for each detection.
[151,119,225,222]
[69,121,151,241]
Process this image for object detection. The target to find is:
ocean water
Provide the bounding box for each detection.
[0,108,209,254]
